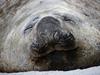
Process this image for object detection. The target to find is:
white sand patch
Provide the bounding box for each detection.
[0,66,100,75]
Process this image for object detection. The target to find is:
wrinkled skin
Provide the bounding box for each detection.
[0,0,100,72]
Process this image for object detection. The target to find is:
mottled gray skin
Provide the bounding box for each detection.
[0,0,100,72]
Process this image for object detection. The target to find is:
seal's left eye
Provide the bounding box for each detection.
[62,15,75,24]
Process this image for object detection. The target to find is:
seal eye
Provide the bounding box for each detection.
[24,16,39,34]
[63,16,75,24]
[63,16,72,21]
[24,23,34,34]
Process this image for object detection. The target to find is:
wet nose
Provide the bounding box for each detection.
[37,16,61,41]
[36,16,61,46]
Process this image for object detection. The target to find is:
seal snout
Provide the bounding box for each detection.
[31,16,76,57]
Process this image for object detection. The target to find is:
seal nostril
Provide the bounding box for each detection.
[56,32,76,50]
[30,41,48,54]
[30,42,42,52]
[62,32,75,41]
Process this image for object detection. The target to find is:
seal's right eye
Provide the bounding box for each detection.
[24,23,34,34]
[24,16,39,34]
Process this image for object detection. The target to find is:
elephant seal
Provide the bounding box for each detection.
[0,0,100,72]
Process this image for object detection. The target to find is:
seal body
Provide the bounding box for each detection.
[0,0,100,72]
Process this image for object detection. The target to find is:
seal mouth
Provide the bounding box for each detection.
[30,32,77,58]
[31,45,77,58]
